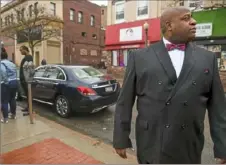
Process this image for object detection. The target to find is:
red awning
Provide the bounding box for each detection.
[105,18,161,50]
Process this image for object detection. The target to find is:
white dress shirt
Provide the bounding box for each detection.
[162,37,185,78]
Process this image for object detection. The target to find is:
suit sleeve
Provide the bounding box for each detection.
[113,50,136,149]
[207,54,226,159]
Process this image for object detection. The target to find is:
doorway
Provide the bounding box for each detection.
[35,51,40,67]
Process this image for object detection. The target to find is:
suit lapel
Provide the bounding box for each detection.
[167,43,196,101]
[152,40,177,84]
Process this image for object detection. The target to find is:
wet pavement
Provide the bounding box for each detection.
[17,100,216,164]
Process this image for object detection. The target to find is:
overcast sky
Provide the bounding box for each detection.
[1,0,108,6]
[90,0,108,6]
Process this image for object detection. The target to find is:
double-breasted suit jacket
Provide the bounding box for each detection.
[113,40,226,164]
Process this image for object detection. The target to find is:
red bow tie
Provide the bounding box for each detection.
[166,43,186,51]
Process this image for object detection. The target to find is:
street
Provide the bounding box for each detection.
[17,100,216,164]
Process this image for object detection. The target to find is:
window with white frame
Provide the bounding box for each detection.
[50,2,56,16]
[70,9,75,21]
[90,15,95,26]
[78,11,83,23]
[137,1,148,19]
[115,1,125,23]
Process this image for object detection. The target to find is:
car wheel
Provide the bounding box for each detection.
[54,95,71,118]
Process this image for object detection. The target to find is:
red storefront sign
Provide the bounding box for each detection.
[105,18,161,50]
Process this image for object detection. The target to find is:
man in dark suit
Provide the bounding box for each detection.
[113,7,226,164]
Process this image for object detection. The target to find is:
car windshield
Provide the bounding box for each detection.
[71,67,104,79]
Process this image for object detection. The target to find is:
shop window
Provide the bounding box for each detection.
[112,50,128,67]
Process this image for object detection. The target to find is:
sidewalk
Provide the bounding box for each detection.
[0,106,137,164]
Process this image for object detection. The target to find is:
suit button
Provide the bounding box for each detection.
[165,124,170,128]
[181,124,186,129]
[158,81,162,85]
[166,101,171,105]
[192,81,196,85]
[183,101,188,106]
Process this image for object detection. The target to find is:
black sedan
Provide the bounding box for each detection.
[17,65,121,118]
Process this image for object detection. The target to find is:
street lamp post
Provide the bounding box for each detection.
[143,22,149,47]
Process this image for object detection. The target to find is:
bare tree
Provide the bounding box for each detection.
[0,3,63,56]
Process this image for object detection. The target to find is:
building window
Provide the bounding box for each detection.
[90,15,95,26]
[92,34,97,39]
[112,50,128,66]
[50,2,56,16]
[5,17,8,26]
[115,1,125,23]
[34,2,38,15]
[179,0,184,6]
[21,8,25,20]
[78,11,83,23]
[17,11,20,22]
[90,50,97,56]
[101,9,104,15]
[137,1,148,19]
[29,5,33,17]
[11,14,14,23]
[80,49,88,56]
[188,0,201,9]
[70,9,75,21]
[81,32,86,37]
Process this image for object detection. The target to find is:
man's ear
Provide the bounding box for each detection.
[165,21,172,31]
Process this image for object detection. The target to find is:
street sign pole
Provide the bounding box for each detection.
[24,61,35,124]
[28,83,34,124]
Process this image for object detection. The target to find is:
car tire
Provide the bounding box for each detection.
[54,95,71,118]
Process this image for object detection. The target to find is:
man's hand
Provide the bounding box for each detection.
[215,158,226,164]
[115,148,127,159]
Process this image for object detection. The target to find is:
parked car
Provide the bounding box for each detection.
[16,65,120,118]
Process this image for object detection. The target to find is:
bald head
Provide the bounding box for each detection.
[160,7,196,43]
[160,7,190,34]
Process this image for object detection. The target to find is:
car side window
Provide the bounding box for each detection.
[45,67,59,79]
[57,70,65,80]
[34,67,46,77]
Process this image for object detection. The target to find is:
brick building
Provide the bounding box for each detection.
[63,0,103,66]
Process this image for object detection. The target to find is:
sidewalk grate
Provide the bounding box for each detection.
[0,138,103,164]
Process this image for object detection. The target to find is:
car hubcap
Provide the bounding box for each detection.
[56,96,68,116]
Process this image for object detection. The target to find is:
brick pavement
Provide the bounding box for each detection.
[1,138,103,164]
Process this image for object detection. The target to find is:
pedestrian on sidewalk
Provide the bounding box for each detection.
[113,7,226,164]
[19,45,34,116]
[0,48,10,123]
[1,48,18,120]
[41,59,47,65]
